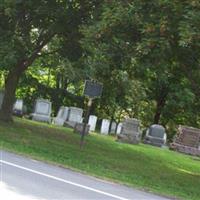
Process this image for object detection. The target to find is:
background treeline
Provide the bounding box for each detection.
[1,0,200,140]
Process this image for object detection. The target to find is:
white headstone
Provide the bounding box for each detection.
[13,99,24,116]
[68,107,83,123]
[88,115,97,131]
[110,122,117,134]
[116,123,122,135]
[31,99,52,123]
[35,100,50,115]
[13,99,23,111]
[100,119,110,135]
[0,90,4,109]
[53,106,69,126]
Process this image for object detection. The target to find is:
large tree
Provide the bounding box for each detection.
[82,0,200,128]
[0,0,101,121]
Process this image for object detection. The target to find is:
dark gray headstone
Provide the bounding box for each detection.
[144,124,166,147]
[149,125,165,138]
[117,118,141,144]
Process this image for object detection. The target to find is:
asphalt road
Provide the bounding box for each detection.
[0,150,171,200]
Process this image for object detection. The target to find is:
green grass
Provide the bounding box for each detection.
[0,118,200,200]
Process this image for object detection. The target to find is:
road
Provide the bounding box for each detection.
[0,150,171,200]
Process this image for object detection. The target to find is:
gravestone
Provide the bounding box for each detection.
[117,118,141,144]
[13,99,24,117]
[0,90,4,110]
[170,126,200,156]
[74,122,90,135]
[53,106,69,126]
[31,99,52,123]
[100,119,110,135]
[116,123,122,135]
[88,115,97,131]
[110,122,117,134]
[64,107,83,128]
[143,124,167,147]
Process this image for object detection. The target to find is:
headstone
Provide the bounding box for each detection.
[117,118,141,144]
[0,90,4,109]
[31,99,52,123]
[64,107,83,128]
[110,122,117,134]
[100,119,110,135]
[143,124,167,147]
[53,106,69,126]
[88,115,97,132]
[116,123,122,135]
[13,99,24,117]
[74,122,90,135]
[170,126,200,156]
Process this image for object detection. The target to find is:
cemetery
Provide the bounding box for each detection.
[1,90,200,156]
[1,87,200,200]
[1,1,200,200]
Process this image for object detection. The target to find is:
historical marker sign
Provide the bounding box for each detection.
[80,80,103,148]
[83,80,103,98]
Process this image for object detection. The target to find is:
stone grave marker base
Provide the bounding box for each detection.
[117,133,140,144]
[74,123,90,135]
[170,143,200,156]
[170,126,200,157]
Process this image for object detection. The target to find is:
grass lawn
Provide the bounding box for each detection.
[0,118,200,200]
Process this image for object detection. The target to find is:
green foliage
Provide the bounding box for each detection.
[81,0,200,133]
[1,0,200,133]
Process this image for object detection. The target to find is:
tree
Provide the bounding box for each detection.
[81,0,200,130]
[0,0,101,122]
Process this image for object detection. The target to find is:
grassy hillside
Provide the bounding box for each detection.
[0,118,200,200]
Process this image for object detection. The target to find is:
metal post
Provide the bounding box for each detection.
[80,98,93,148]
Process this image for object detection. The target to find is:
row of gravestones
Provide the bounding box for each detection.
[25,99,121,135]
[0,94,168,147]
[117,118,167,147]
[1,93,199,155]
[23,97,200,155]
[116,119,200,156]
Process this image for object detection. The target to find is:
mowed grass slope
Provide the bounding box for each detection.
[0,118,200,200]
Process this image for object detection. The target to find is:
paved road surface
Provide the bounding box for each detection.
[0,150,171,200]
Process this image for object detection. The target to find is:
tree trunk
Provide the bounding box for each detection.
[0,32,55,122]
[153,98,166,124]
[0,67,24,122]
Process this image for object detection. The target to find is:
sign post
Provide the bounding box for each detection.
[80,80,103,148]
